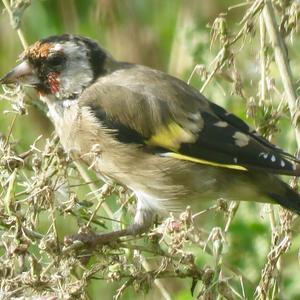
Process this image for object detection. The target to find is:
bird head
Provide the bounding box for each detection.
[0,34,112,100]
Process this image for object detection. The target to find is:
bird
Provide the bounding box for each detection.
[1,34,300,244]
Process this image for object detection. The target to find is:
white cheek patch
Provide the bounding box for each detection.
[57,41,94,98]
[53,43,63,52]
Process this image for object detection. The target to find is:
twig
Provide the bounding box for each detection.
[2,0,28,49]
[259,15,267,105]
[263,0,300,147]
[73,161,113,218]
[254,2,300,298]
[140,255,172,300]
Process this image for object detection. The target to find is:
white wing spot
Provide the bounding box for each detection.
[293,164,296,171]
[271,155,276,162]
[233,131,250,147]
[187,112,204,133]
[280,160,285,167]
[214,121,228,128]
[259,152,269,159]
[233,157,238,163]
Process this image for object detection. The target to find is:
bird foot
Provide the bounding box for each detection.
[64,229,130,248]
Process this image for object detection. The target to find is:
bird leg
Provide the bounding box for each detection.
[65,201,154,248]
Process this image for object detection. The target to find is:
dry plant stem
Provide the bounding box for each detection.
[260,10,280,284]
[200,49,225,93]
[86,194,107,227]
[201,0,264,94]
[2,0,28,49]
[140,256,172,300]
[231,0,264,45]
[1,0,28,172]
[4,114,17,148]
[263,0,300,146]
[224,201,240,233]
[73,161,113,218]
[259,15,267,104]
[253,1,300,298]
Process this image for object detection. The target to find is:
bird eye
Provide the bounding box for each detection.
[47,55,66,67]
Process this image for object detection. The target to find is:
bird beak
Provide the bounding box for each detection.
[0,60,39,85]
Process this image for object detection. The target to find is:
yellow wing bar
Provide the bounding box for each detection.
[161,152,248,171]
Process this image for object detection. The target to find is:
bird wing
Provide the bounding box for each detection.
[78,64,299,175]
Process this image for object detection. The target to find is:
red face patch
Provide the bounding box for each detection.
[47,72,60,94]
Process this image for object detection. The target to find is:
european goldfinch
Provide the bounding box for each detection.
[1,34,300,242]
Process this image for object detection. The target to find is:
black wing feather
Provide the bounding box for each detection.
[209,101,299,162]
[178,105,298,175]
[91,105,146,144]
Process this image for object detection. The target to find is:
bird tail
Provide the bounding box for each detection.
[266,180,300,214]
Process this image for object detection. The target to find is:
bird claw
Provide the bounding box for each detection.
[64,229,130,248]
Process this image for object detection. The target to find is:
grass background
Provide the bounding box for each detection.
[1,0,300,299]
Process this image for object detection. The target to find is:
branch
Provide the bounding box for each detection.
[263,0,300,147]
[2,0,28,49]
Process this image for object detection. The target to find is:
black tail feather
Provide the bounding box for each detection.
[268,186,300,215]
